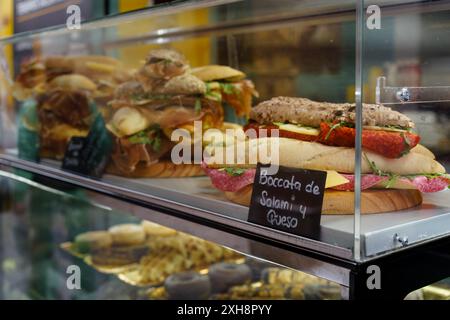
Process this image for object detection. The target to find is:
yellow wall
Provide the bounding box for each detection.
[0,0,13,110]
[119,0,154,12]
[117,1,211,68]
[0,0,13,66]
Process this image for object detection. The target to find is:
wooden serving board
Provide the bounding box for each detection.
[225,185,423,215]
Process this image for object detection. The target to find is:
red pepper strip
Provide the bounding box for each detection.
[318,122,420,158]
[244,122,420,158]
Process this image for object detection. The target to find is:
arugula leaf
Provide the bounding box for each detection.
[128,131,152,145]
[385,174,399,188]
[194,98,202,114]
[325,122,344,140]
[221,83,235,95]
[405,173,449,179]
[363,152,385,176]
[399,132,413,157]
[385,124,412,132]
[222,167,246,177]
[128,124,162,152]
[205,91,222,102]
[151,135,161,152]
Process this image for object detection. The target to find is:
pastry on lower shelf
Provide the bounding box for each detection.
[208,262,252,293]
[74,231,112,254]
[141,220,177,237]
[165,271,211,300]
[261,267,330,287]
[91,244,150,266]
[108,224,146,246]
[137,233,241,284]
[302,283,342,300]
[245,257,276,281]
[214,282,305,300]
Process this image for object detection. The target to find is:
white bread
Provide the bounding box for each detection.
[410,144,435,159]
[205,137,445,175]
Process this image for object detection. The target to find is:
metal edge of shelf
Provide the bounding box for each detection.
[0,155,354,261]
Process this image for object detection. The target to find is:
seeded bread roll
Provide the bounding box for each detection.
[155,73,206,95]
[250,97,414,128]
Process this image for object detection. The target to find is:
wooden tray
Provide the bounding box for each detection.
[225,185,423,215]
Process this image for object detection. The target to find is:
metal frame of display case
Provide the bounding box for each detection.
[1,0,450,300]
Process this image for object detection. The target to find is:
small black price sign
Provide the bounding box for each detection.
[248,163,327,239]
[62,114,112,178]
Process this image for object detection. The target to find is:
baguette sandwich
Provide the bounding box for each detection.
[202,97,450,214]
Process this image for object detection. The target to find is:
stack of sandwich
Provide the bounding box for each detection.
[14,55,131,159]
[105,49,258,178]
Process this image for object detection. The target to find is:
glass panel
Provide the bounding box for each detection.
[0,170,344,300]
[0,0,359,260]
[360,0,450,260]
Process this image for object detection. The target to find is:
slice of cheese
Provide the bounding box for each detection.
[275,123,320,136]
[325,171,349,188]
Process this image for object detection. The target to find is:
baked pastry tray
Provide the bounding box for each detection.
[60,241,244,287]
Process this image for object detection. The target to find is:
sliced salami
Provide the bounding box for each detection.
[332,173,450,193]
[398,176,450,193]
[332,174,388,191]
[202,162,256,192]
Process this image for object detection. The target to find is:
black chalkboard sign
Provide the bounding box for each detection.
[62,114,112,178]
[248,163,327,239]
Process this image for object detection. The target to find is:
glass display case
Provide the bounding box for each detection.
[0,0,450,299]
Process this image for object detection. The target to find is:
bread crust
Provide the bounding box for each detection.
[250,96,414,128]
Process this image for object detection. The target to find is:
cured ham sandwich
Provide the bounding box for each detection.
[105,49,257,178]
[14,55,131,159]
[203,97,450,213]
